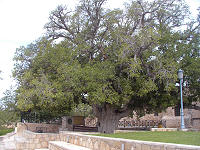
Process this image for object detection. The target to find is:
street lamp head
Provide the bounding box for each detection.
[178,69,183,80]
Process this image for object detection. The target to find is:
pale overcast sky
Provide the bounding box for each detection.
[0,0,199,98]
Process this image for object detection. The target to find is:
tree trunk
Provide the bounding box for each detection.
[98,111,120,133]
[93,104,131,133]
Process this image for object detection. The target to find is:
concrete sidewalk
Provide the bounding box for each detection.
[0,132,16,150]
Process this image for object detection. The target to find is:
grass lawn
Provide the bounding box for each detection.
[0,128,14,136]
[94,131,200,146]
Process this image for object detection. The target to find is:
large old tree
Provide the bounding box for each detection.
[14,0,200,133]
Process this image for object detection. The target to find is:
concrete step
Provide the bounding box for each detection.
[49,141,91,150]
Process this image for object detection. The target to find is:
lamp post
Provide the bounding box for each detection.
[178,69,185,129]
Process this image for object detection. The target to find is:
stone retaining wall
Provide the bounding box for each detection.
[16,122,61,135]
[59,131,200,150]
[16,130,60,150]
[15,128,200,150]
[192,119,200,129]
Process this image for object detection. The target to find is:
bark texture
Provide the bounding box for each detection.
[93,104,131,133]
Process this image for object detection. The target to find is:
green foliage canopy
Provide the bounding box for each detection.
[13,0,200,132]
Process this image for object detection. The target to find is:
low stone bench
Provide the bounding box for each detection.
[49,141,91,150]
[150,128,178,131]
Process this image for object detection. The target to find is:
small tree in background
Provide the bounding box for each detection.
[0,87,19,128]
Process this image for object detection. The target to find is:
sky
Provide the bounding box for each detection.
[0,0,199,98]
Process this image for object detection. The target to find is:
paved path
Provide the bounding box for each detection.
[0,132,16,150]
